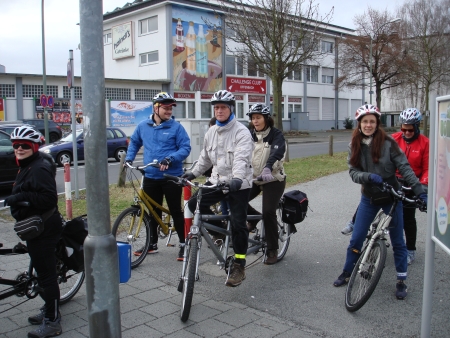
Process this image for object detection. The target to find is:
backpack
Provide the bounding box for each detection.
[281,190,308,224]
[58,215,88,273]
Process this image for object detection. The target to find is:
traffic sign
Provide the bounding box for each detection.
[48,95,54,108]
[40,94,48,108]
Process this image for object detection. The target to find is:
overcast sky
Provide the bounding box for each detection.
[0,0,401,77]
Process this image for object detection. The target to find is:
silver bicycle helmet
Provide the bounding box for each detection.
[210,90,235,106]
[10,126,43,143]
[152,92,177,106]
[355,104,381,121]
[399,108,422,125]
[247,103,271,116]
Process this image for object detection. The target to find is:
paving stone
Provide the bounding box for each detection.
[184,317,236,338]
[120,309,157,329]
[122,324,165,338]
[187,303,222,323]
[147,313,194,335]
[140,300,179,318]
[214,308,259,327]
[119,295,148,313]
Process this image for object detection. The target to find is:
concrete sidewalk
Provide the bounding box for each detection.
[1,170,449,337]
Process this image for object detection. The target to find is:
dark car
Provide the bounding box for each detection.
[22,119,63,143]
[39,127,129,166]
[0,130,18,189]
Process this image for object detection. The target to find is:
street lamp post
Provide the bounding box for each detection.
[41,0,49,144]
[368,18,401,105]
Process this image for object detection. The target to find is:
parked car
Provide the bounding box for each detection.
[0,130,17,189]
[39,127,129,166]
[22,119,63,143]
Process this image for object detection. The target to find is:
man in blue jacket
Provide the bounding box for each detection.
[126,92,191,261]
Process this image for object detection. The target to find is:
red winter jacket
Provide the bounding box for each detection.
[392,132,429,185]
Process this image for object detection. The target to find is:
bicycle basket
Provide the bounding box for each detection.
[281,190,308,224]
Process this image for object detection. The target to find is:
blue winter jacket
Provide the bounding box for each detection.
[126,115,191,179]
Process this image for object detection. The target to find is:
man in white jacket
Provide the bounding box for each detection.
[183,90,254,287]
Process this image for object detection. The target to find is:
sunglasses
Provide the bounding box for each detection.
[13,143,32,150]
[400,128,414,133]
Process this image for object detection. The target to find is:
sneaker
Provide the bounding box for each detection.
[407,250,416,265]
[396,280,408,300]
[225,263,246,287]
[28,316,62,338]
[264,249,278,265]
[341,221,354,236]
[28,306,46,325]
[177,245,185,262]
[333,271,351,287]
[133,244,158,256]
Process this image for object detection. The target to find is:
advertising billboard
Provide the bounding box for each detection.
[112,21,134,60]
[172,6,222,92]
[110,100,153,127]
[34,98,83,125]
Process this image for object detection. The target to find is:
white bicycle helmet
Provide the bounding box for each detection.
[10,126,43,143]
[399,108,422,124]
[152,92,177,106]
[247,103,271,116]
[355,104,381,121]
[210,90,235,106]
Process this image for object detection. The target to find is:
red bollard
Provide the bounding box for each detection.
[183,186,192,239]
[64,162,72,220]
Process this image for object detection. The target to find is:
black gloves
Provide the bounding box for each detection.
[228,178,243,192]
[4,194,21,207]
[368,173,383,185]
[181,172,196,181]
[160,157,172,167]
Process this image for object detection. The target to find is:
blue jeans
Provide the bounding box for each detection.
[343,195,407,280]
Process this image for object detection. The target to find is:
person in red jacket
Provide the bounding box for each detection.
[391,108,429,265]
[341,108,429,266]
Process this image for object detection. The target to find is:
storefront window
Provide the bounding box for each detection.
[188,101,195,118]
[201,102,212,118]
[173,101,185,119]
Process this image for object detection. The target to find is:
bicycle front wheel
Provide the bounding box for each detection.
[112,207,151,269]
[180,237,198,322]
[345,239,387,312]
[276,205,292,261]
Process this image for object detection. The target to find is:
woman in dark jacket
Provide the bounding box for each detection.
[4,126,63,337]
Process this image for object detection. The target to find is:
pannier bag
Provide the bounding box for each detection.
[58,214,88,273]
[282,190,308,224]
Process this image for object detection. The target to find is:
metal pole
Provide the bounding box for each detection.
[369,38,373,105]
[362,66,365,105]
[41,0,49,144]
[303,66,308,116]
[334,38,339,129]
[69,50,79,199]
[79,0,122,336]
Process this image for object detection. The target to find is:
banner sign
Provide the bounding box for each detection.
[110,100,153,127]
[0,99,4,121]
[34,98,83,124]
[226,76,266,94]
[112,21,134,60]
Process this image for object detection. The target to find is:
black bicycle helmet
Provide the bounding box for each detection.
[247,103,271,116]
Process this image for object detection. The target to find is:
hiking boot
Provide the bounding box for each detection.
[333,271,351,287]
[226,263,246,287]
[407,250,416,265]
[28,306,46,325]
[133,244,158,256]
[264,249,278,265]
[341,221,354,236]
[247,221,257,233]
[28,316,62,338]
[177,244,185,262]
[396,280,408,300]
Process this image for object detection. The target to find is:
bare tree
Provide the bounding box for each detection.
[208,0,333,130]
[397,0,450,136]
[338,7,405,110]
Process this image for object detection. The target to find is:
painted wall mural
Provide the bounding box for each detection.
[172,5,222,92]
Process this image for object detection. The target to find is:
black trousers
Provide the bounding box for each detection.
[187,184,251,266]
[247,179,286,250]
[403,202,417,251]
[143,177,185,244]
[26,212,63,321]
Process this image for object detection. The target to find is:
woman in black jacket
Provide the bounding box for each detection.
[5,126,63,338]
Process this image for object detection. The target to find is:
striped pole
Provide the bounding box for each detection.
[64,162,72,220]
[183,186,192,239]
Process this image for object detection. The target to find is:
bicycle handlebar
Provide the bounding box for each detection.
[162,173,228,190]
[125,160,198,172]
[381,182,427,212]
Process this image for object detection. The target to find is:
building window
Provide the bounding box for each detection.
[0,84,15,98]
[63,86,82,99]
[140,51,159,66]
[247,58,264,77]
[226,55,244,75]
[188,101,195,119]
[22,85,58,98]
[237,102,244,119]
[201,102,212,118]
[321,41,334,54]
[135,89,159,101]
[287,66,302,81]
[305,66,319,83]
[139,16,158,35]
[173,101,185,119]
[105,88,131,100]
[322,67,334,84]
[288,104,302,114]
[103,32,112,45]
